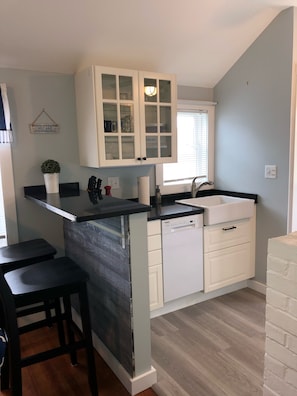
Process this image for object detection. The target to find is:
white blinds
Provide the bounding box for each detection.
[163,109,208,184]
[0,83,13,143]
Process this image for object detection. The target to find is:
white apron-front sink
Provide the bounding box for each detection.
[176,195,254,225]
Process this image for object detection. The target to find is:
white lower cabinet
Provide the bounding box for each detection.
[147,220,164,311]
[204,217,255,292]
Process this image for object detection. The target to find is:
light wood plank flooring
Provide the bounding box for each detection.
[151,288,266,396]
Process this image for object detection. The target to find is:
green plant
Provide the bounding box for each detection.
[41,159,60,174]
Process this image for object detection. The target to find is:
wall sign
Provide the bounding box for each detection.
[30,109,59,134]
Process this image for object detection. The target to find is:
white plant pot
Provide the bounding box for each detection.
[44,173,59,194]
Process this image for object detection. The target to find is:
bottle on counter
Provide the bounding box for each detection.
[155,185,162,206]
[104,185,112,196]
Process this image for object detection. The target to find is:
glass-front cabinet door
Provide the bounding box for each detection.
[138,72,177,164]
[75,66,177,168]
[95,67,141,166]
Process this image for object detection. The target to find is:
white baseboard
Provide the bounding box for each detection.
[150,280,249,318]
[151,279,267,319]
[247,279,266,295]
[92,332,157,395]
[72,309,157,395]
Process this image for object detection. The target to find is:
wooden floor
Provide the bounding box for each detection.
[0,326,157,396]
[1,288,265,396]
[151,288,266,396]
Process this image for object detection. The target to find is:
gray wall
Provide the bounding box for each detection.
[1,69,212,255]
[0,69,154,254]
[214,8,294,283]
[178,85,214,102]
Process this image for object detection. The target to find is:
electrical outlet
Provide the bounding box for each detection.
[107,177,120,189]
[265,165,277,179]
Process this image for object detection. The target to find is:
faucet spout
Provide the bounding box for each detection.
[191,178,214,198]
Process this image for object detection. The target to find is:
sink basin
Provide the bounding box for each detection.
[176,195,254,225]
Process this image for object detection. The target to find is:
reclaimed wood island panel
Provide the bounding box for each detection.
[24,184,156,395]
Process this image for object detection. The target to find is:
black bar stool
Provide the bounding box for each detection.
[0,238,57,273]
[0,256,98,396]
[0,239,58,389]
[0,239,57,331]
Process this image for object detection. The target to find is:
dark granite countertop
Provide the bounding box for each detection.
[24,183,257,223]
[148,203,203,221]
[147,189,257,221]
[24,183,151,222]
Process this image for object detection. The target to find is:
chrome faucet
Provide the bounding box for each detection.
[191,178,214,198]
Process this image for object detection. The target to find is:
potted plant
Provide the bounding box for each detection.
[41,159,60,194]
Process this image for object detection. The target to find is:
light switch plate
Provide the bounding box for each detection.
[265,165,277,179]
[107,177,120,189]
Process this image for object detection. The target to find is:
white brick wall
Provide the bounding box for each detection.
[264,232,297,396]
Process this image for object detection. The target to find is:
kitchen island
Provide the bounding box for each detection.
[24,184,155,395]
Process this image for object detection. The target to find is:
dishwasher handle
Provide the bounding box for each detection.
[170,223,198,232]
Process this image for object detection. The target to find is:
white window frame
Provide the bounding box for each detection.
[156,100,215,195]
[0,144,18,245]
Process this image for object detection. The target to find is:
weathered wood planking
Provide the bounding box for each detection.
[64,216,134,375]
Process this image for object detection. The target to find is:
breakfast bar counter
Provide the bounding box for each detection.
[24,183,156,395]
[24,183,150,222]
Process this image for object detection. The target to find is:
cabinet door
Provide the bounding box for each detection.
[95,66,141,166]
[139,72,177,164]
[147,220,163,311]
[149,265,164,311]
[204,243,252,292]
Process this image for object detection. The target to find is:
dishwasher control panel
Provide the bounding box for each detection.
[162,214,203,234]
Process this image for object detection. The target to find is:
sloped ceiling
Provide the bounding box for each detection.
[1,0,296,87]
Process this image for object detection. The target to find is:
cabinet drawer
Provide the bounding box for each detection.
[148,234,161,251]
[204,219,251,253]
[147,220,161,236]
[148,249,162,267]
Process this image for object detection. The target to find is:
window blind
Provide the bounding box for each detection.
[163,110,208,183]
[0,83,13,144]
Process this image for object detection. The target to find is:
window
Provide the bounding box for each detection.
[0,174,6,247]
[156,101,215,194]
[0,83,18,246]
[0,145,18,246]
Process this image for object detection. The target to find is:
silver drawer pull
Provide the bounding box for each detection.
[222,226,237,231]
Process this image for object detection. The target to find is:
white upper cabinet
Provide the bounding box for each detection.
[75,66,177,167]
[139,71,177,164]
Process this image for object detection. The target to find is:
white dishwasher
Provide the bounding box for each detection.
[162,214,204,302]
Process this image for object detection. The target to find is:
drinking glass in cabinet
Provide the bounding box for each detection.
[120,105,133,133]
[102,74,116,100]
[103,103,118,132]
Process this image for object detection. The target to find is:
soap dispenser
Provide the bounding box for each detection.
[155,185,162,206]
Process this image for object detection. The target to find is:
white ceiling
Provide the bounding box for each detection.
[1,0,297,88]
